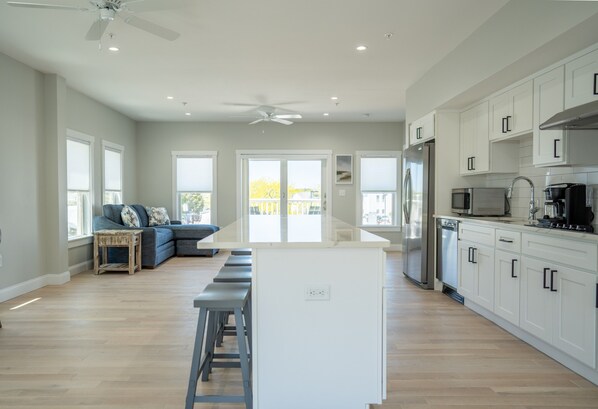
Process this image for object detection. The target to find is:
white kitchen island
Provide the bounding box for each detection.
[197,215,389,409]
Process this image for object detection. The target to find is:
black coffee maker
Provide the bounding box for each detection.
[542,183,594,231]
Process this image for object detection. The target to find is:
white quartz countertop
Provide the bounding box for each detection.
[435,214,598,243]
[197,215,390,249]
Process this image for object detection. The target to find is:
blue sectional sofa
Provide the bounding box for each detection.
[93,204,219,268]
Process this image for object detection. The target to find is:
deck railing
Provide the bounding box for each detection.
[249,199,321,215]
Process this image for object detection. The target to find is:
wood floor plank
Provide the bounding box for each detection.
[0,251,597,408]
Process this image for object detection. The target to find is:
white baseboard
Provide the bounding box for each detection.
[0,271,70,303]
[69,260,93,276]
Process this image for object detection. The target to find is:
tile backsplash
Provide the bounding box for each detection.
[485,135,598,231]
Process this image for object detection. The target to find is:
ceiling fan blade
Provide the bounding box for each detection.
[123,14,180,41]
[249,119,264,125]
[85,18,109,41]
[7,1,88,10]
[272,118,293,125]
[275,114,302,119]
[223,102,260,107]
[122,0,189,12]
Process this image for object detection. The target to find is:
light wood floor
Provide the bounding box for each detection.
[1,252,597,409]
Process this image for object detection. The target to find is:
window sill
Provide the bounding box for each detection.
[68,235,93,249]
[358,225,402,233]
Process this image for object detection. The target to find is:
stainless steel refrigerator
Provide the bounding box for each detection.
[402,141,435,289]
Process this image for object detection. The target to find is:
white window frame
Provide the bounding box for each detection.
[102,140,124,205]
[172,151,218,225]
[355,150,402,232]
[66,129,94,242]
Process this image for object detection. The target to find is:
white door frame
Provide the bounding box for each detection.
[236,150,333,219]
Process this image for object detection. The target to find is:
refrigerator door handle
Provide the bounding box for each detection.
[403,168,411,224]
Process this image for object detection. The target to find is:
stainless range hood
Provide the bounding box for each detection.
[540,100,598,130]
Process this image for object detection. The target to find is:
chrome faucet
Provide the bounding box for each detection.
[507,176,539,221]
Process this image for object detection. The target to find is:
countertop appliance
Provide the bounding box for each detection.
[436,218,459,290]
[537,183,595,232]
[451,187,506,216]
[402,141,435,289]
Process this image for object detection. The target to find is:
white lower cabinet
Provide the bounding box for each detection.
[520,256,597,368]
[458,241,494,311]
[494,250,520,326]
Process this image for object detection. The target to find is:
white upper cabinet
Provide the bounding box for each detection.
[409,111,435,146]
[460,101,490,174]
[565,48,598,109]
[533,66,566,166]
[489,80,533,141]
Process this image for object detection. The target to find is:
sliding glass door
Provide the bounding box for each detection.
[239,152,331,218]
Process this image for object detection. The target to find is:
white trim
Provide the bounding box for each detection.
[67,129,95,144]
[0,271,70,303]
[69,260,93,276]
[67,235,93,249]
[102,140,125,204]
[355,150,402,230]
[171,151,218,225]
[235,150,333,219]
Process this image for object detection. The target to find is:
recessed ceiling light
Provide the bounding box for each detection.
[356,45,368,52]
[330,96,339,101]
[185,112,191,116]
[323,113,330,116]
[108,46,119,52]
[166,96,174,100]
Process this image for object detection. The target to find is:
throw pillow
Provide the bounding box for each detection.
[145,206,171,226]
[121,205,141,228]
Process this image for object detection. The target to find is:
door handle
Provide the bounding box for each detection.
[594,73,598,95]
[471,156,475,170]
[502,117,507,133]
[467,157,472,171]
[550,270,558,292]
[553,139,560,159]
[543,268,550,289]
[403,169,411,224]
[511,259,518,278]
[506,115,512,132]
[468,247,473,263]
[499,238,514,243]
[471,248,477,264]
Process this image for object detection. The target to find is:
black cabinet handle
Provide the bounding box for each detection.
[502,117,507,133]
[543,268,550,289]
[467,157,472,171]
[506,115,512,132]
[511,259,518,278]
[594,73,598,95]
[468,247,472,263]
[471,156,475,170]
[595,283,598,308]
[471,248,477,264]
[550,270,557,292]
[499,238,514,243]
[553,139,561,159]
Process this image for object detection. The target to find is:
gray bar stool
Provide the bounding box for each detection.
[231,248,252,256]
[214,266,252,283]
[186,283,252,409]
[224,254,252,267]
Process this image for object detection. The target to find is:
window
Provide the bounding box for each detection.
[172,151,217,225]
[103,141,124,205]
[67,131,94,239]
[356,151,401,229]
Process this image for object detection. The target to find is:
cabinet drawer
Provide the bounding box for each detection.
[459,223,495,247]
[495,229,521,253]
[521,233,598,271]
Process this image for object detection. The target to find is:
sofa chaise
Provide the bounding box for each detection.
[93,204,219,268]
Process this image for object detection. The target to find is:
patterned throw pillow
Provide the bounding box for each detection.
[145,206,171,226]
[121,205,141,228]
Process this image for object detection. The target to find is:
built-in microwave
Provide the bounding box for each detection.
[451,188,506,216]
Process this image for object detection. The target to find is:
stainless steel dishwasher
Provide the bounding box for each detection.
[436,218,463,302]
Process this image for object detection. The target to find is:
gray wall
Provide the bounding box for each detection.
[406,0,598,123]
[136,122,403,244]
[0,52,47,289]
[66,88,137,268]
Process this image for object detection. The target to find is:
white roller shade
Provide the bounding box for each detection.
[104,149,122,190]
[177,157,213,191]
[361,157,397,192]
[67,139,90,190]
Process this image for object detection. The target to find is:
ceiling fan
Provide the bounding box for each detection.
[6,0,180,41]
[249,106,302,126]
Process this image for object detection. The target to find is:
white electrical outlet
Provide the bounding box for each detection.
[305,285,330,301]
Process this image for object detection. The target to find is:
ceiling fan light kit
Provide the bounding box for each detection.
[248,106,302,126]
[7,0,181,41]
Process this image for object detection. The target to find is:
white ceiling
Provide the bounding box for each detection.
[0,0,510,122]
